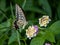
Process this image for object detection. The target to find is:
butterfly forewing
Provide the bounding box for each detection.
[15,4,27,28]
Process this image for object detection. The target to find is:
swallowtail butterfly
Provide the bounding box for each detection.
[14,4,27,29]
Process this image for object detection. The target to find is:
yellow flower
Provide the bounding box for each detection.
[26,25,38,39]
[39,15,51,27]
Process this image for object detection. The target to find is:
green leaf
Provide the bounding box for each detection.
[22,0,26,8]
[56,40,60,45]
[38,0,52,17]
[21,42,24,45]
[23,0,46,14]
[14,0,24,6]
[0,19,11,28]
[9,42,19,45]
[0,28,8,33]
[45,30,55,43]
[0,34,8,45]
[8,30,17,44]
[57,3,60,19]
[0,13,4,22]
[0,11,7,22]
[40,30,55,43]
[23,0,33,10]
[16,30,21,45]
[30,36,45,45]
[10,3,14,19]
[24,7,46,14]
[0,19,11,33]
[49,21,60,34]
[56,34,60,40]
[8,30,21,45]
[0,0,6,10]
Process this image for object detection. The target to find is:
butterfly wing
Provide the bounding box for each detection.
[15,4,27,28]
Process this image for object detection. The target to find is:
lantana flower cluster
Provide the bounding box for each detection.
[39,15,51,27]
[26,25,38,39]
[26,15,51,39]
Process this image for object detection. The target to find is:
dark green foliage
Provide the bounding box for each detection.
[0,0,60,45]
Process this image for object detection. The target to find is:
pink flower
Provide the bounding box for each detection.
[45,43,51,45]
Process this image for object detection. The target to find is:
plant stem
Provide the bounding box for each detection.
[10,2,14,19]
[20,39,27,45]
[38,27,46,30]
[24,39,27,45]
[22,0,26,8]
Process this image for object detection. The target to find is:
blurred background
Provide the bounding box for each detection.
[0,0,60,24]
[0,0,60,45]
